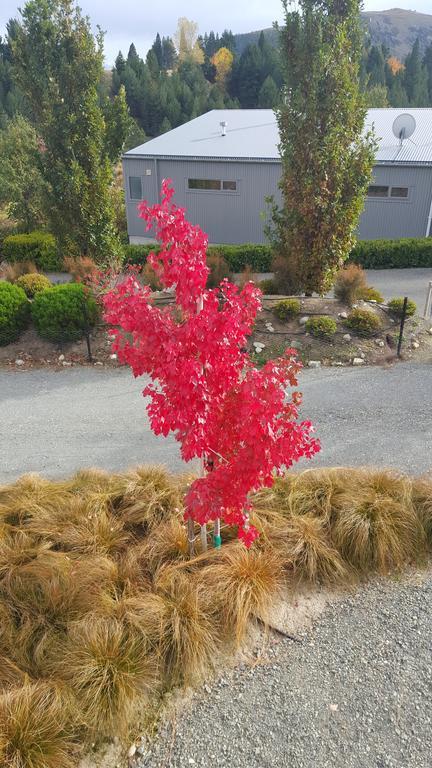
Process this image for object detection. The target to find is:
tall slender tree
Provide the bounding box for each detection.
[12,0,128,262]
[269,0,376,295]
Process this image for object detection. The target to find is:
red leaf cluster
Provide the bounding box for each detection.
[104,180,320,544]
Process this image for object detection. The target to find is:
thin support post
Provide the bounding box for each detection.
[423,281,432,320]
[213,518,222,549]
[82,300,93,363]
[200,524,208,552]
[187,519,195,557]
[397,297,408,359]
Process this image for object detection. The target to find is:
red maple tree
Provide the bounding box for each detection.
[103,181,320,545]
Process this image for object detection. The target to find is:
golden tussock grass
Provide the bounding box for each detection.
[0,464,430,764]
[0,682,78,768]
[199,545,285,645]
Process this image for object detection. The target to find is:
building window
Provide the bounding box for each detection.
[367,185,389,198]
[390,186,409,198]
[129,176,143,200]
[188,179,237,192]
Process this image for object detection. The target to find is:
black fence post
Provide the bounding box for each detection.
[82,299,93,363]
[397,296,408,359]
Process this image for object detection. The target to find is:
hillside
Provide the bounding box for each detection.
[234,8,432,59]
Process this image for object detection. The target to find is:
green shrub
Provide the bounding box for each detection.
[2,232,61,271]
[259,278,278,294]
[359,286,384,303]
[0,282,30,345]
[206,251,232,288]
[345,308,382,336]
[123,243,157,266]
[305,316,337,338]
[387,297,417,318]
[273,298,301,321]
[333,264,367,306]
[349,238,432,269]
[209,244,272,272]
[31,283,98,343]
[16,273,52,298]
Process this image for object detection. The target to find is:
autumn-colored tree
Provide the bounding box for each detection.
[174,17,204,64]
[211,47,234,89]
[104,181,319,548]
[387,56,404,76]
[269,0,377,295]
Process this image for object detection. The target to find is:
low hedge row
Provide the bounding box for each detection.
[349,237,432,269]
[125,238,432,273]
[2,232,62,271]
[124,243,273,272]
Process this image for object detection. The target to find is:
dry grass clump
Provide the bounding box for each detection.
[200,545,285,645]
[0,682,77,768]
[0,464,430,765]
[54,617,155,738]
[149,567,221,685]
[409,477,432,546]
[330,470,424,573]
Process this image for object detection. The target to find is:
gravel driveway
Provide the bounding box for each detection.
[138,573,432,768]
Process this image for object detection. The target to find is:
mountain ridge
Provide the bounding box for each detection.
[234,8,432,60]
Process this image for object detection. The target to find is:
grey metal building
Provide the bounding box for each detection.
[123,108,432,245]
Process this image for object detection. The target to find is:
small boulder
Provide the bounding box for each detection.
[428,328,432,336]
[338,312,348,320]
[15,359,25,366]
[411,341,420,349]
[58,354,65,362]
[299,316,309,325]
[62,361,72,367]
[308,360,321,369]
[128,745,137,759]
[343,333,351,342]
[352,357,365,366]
[110,353,118,361]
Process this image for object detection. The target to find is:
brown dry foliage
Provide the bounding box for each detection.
[63,256,98,283]
[0,464,430,764]
[1,260,38,283]
[333,264,367,306]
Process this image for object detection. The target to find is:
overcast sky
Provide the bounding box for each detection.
[1,1,431,65]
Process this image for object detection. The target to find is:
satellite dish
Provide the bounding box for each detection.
[392,113,416,143]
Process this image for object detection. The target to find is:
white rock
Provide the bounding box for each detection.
[15,359,25,366]
[428,328,432,336]
[308,360,321,368]
[332,361,344,367]
[329,703,339,712]
[94,361,103,366]
[352,357,365,366]
[359,352,366,359]
[253,342,265,351]
[265,323,275,333]
[128,744,137,758]
[369,299,377,304]
[110,353,117,360]
[62,361,72,367]
[411,341,420,349]
[376,340,385,348]
[299,316,309,325]
[58,354,65,362]
[338,312,348,320]
[343,333,351,341]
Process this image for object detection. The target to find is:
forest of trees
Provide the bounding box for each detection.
[2,13,432,143]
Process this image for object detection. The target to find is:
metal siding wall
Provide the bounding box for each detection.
[123,157,432,243]
[124,157,282,244]
[358,166,432,240]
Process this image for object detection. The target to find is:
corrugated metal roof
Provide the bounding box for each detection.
[125,108,432,166]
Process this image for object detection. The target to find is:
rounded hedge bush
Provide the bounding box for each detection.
[31,283,98,343]
[358,286,385,303]
[305,316,337,338]
[273,298,301,321]
[387,297,417,318]
[345,308,382,336]
[259,278,277,295]
[16,273,52,299]
[0,282,30,346]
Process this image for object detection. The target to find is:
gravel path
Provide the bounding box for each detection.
[138,573,432,768]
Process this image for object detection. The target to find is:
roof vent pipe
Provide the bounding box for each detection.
[220,120,227,137]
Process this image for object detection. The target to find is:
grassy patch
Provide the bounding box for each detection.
[0,465,430,763]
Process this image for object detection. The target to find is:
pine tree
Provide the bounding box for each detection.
[258,75,279,107]
[404,38,429,106]
[270,0,376,294]
[152,33,163,68]
[424,43,432,102]
[366,45,386,87]
[161,37,177,70]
